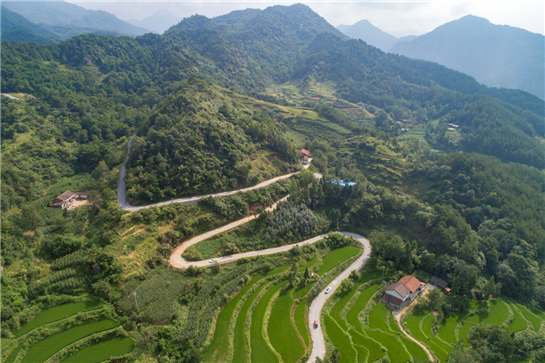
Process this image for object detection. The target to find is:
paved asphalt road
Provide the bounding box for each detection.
[117,135,319,211]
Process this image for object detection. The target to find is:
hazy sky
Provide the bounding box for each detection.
[67,0,544,37]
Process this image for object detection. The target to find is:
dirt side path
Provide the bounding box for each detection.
[392,290,436,362]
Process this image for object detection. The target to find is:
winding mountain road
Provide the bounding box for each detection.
[117,135,316,211]
[118,134,370,362]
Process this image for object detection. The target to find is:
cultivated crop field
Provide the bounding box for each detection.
[14,301,103,338]
[60,336,135,363]
[3,301,134,363]
[21,319,120,363]
[201,245,362,363]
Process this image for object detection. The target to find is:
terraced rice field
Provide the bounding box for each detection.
[60,337,134,363]
[294,301,309,346]
[324,315,357,363]
[346,285,380,333]
[349,329,384,362]
[364,328,411,363]
[482,299,510,325]
[405,309,449,362]
[202,273,265,362]
[438,312,467,345]
[14,301,103,337]
[228,265,290,363]
[330,288,358,331]
[250,282,285,363]
[515,303,542,331]
[317,246,361,275]
[368,302,390,331]
[21,319,120,363]
[232,284,268,363]
[508,303,529,333]
[268,289,305,363]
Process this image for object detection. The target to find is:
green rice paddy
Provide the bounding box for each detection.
[250,282,285,363]
[345,285,380,333]
[21,319,119,363]
[60,337,134,363]
[14,301,103,338]
[294,301,309,347]
[267,289,305,363]
[508,303,529,333]
[317,246,361,275]
[324,315,356,363]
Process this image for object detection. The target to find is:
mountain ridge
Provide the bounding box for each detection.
[389,14,545,99]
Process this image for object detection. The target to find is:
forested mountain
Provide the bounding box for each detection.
[337,19,398,51]
[2,0,150,40]
[2,4,545,363]
[1,6,57,44]
[165,4,347,87]
[390,15,545,99]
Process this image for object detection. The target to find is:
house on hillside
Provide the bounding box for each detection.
[382,275,425,309]
[49,190,86,209]
[300,148,311,165]
[429,275,451,292]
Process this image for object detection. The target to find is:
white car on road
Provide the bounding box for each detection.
[209,259,218,263]
[325,287,332,294]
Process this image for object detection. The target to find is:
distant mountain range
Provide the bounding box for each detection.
[1,0,150,43]
[336,19,400,51]
[389,15,544,99]
[126,10,181,34]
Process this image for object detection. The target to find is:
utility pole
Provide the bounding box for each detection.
[133,291,138,308]
[382,266,385,278]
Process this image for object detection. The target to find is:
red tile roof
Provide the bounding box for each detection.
[399,275,423,293]
[385,282,410,298]
[300,148,311,156]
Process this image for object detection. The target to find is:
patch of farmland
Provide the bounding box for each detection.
[364,328,411,363]
[439,312,467,345]
[515,304,542,331]
[203,274,266,362]
[232,284,267,363]
[405,309,448,362]
[324,315,356,363]
[421,314,452,355]
[368,302,390,331]
[346,284,380,333]
[482,299,510,325]
[250,282,285,363]
[21,319,120,363]
[60,336,134,363]
[294,301,309,347]
[268,289,305,363]
[14,301,103,338]
[330,287,358,331]
[508,303,529,333]
[349,329,384,362]
[317,246,361,275]
[458,322,474,346]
